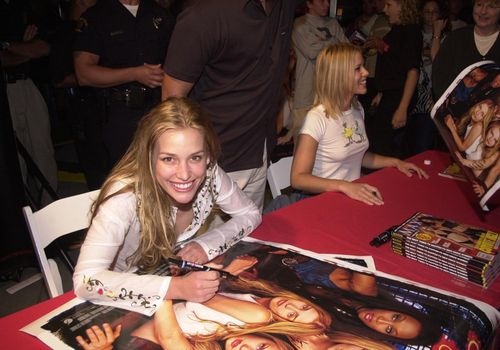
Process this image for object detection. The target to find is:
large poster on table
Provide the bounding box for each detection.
[22,239,499,350]
[431,61,500,210]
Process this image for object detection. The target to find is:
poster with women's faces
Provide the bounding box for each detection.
[431,60,500,210]
[22,239,498,350]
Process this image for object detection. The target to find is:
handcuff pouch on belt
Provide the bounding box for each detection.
[108,84,154,109]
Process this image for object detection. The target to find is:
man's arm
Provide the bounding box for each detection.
[161,73,194,100]
[1,36,50,67]
[74,51,164,88]
[6,39,50,59]
[0,51,30,67]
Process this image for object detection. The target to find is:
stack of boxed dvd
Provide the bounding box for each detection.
[391,212,500,288]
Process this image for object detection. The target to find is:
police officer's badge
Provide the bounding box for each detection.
[153,16,162,29]
[76,17,89,32]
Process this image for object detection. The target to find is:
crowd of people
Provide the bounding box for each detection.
[1,0,499,349]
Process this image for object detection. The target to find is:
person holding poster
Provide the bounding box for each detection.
[72,97,261,316]
[432,0,500,99]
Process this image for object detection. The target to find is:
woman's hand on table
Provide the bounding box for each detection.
[176,242,208,264]
[395,160,429,179]
[75,323,121,350]
[339,182,384,206]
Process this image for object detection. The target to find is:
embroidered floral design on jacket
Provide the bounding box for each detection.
[208,228,247,256]
[83,276,161,310]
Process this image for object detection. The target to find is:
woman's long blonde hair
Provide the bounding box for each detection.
[313,43,363,119]
[90,97,220,271]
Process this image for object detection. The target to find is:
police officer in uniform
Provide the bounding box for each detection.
[1,0,59,201]
[49,0,108,190]
[74,0,174,173]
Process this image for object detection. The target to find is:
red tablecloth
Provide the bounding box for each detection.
[253,150,500,306]
[0,150,498,349]
[0,292,75,348]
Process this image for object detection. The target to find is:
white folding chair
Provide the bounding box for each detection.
[266,156,293,198]
[22,190,100,298]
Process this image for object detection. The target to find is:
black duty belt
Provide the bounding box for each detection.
[5,72,28,83]
[107,85,159,109]
[66,87,98,99]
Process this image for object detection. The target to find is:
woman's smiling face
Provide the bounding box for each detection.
[351,52,369,97]
[473,0,500,33]
[154,127,209,208]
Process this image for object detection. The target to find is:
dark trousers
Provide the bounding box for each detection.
[405,112,438,157]
[67,89,109,190]
[366,89,416,158]
[103,93,160,169]
[103,103,144,168]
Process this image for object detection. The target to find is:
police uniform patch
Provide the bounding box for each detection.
[153,16,162,29]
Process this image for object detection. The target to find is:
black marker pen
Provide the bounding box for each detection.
[167,258,237,280]
[369,225,398,247]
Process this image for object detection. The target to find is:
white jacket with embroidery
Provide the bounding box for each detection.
[72,165,261,316]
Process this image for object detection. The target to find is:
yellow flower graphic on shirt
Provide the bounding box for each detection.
[343,122,356,146]
[343,121,365,147]
[343,126,354,138]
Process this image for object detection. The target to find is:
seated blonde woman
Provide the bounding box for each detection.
[291,43,428,206]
